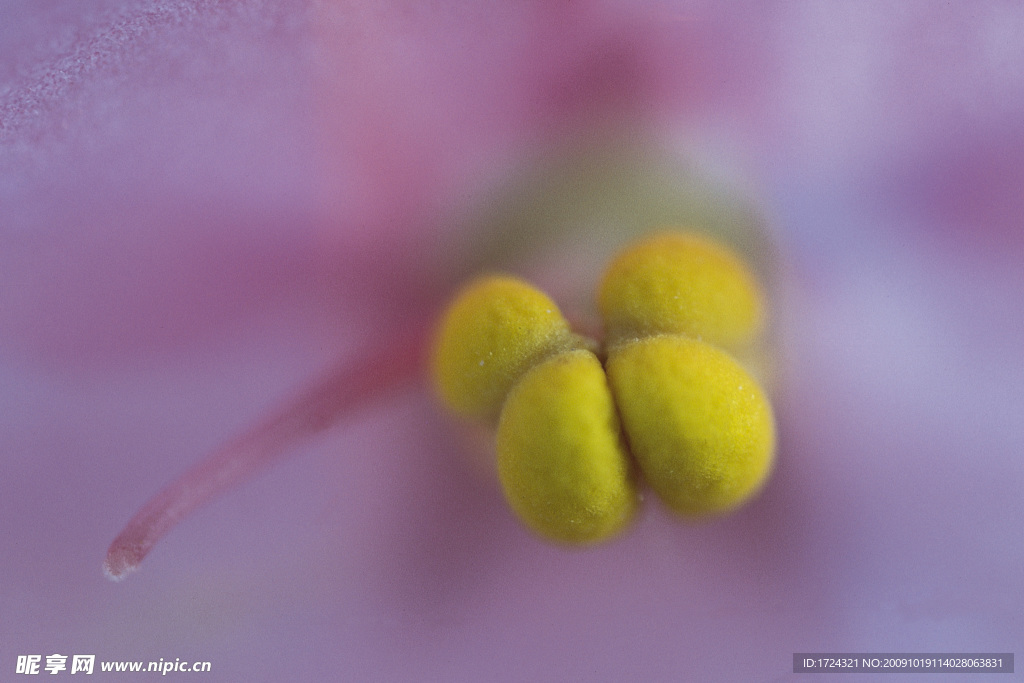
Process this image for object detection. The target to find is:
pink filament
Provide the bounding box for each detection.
[103,328,427,580]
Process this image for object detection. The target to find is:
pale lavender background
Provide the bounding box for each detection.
[2,2,1022,682]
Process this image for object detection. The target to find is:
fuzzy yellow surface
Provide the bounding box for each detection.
[497,350,638,544]
[607,335,775,517]
[431,276,572,419]
[598,232,764,349]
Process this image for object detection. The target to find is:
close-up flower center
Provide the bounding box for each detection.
[431,230,776,543]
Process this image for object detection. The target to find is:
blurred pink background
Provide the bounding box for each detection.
[2,2,1022,681]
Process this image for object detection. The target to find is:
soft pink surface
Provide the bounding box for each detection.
[2,3,1022,681]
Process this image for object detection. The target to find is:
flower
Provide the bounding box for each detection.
[2,2,1023,680]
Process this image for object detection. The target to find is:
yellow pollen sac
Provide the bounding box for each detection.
[431,276,574,419]
[606,335,775,517]
[497,349,638,544]
[598,232,765,349]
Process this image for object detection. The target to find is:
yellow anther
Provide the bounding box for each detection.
[431,276,573,419]
[606,334,775,517]
[598,232,765,349]
[433,228,776,542]
[497,349,637,544]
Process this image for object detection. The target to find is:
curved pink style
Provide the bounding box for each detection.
[103,326,428,580]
